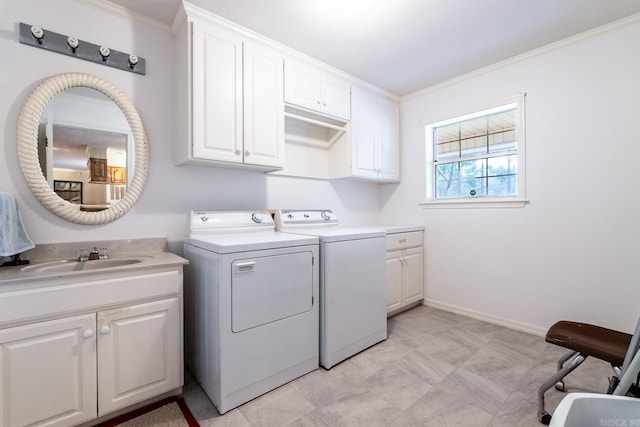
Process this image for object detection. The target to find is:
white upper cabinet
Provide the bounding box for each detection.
[191,21,244,165]
[350,86,400,182]
[174,9,284,170]
[243,40,285,168]
[284,59,351,121]
[174,4,400,181]
[377,98,401,181]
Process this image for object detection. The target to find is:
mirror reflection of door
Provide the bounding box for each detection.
[37,87,134,211]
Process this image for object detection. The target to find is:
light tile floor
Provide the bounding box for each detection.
[182,306,612,427]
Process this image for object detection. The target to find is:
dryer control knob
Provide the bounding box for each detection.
[321,210,332,220]
[200,215,209,222]
[252,213,264,223]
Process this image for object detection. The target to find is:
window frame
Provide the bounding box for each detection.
[422,93,528,208]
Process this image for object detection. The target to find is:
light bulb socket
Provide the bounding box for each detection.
[30,26,44,42]
[99,46,110,59]
[67,36,79,50]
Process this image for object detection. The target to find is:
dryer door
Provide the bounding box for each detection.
[231,250,313,332]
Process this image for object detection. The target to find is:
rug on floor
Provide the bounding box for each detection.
[96,397,199,427]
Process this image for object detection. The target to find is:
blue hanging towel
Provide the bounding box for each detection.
[0,192,35,257]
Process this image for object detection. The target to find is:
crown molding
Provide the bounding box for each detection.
[71,0,173,33]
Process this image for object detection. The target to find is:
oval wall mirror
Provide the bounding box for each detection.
[17,72,149,225]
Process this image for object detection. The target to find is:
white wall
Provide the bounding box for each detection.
[380,14,640,334]
[0,0,380,254]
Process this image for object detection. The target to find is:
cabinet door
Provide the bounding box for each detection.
[284,59,322,112]
[284,59,351,120]
[350,87,378,179]
[0,314,97,427]
[243,41,284,168]
[192,20,243,163]
[97,298,181,416]
[403,247,424,305]
[386,250,403,313]
[321,73,351,121]
[350,88,399,182]
[376,98,400,182]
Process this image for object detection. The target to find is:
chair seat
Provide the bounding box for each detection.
[546,320,632,367]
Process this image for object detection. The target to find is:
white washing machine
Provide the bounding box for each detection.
[273,209,387,369]
[183,211,319,414]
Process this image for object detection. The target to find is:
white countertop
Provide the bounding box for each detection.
[377,224,425,234]
[0,238,187,286]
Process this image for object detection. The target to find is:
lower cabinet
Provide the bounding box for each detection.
[0,314,97,427]
[0,297,181,427]
[386,231,424,316]
[98,298,181,416]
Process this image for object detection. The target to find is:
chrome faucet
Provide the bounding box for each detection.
[77,248,89,262]
[88,247,100,260]
[78,247,109,261]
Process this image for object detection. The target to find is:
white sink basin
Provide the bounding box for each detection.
[550,393,640,427]
[21,257,149,273]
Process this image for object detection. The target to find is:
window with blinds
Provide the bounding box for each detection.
[428,101,523,201]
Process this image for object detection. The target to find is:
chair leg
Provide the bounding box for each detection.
[554,350,578,392]
[557,350,578,371]
[537,352,586,425]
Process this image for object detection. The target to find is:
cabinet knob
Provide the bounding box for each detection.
[82,329,94,339]
[245,151,250,157]
[100,325,111,335]
[316,100,321,105]
[399,238,407,243]
[234,150,241,156]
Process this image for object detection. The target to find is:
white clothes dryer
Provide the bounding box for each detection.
[183,211,319,414]
[273,209,387,369]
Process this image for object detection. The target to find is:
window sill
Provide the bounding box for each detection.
[420,198,529,209]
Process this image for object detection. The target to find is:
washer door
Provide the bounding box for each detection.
[231,251,314,332]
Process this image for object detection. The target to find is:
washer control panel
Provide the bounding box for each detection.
[189,211,274,233]
[274,209,338,228]
[251,213,264,223]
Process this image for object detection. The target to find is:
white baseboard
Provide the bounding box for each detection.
[422,299,547,337]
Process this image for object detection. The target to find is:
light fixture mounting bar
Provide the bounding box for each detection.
[18,22,146,75]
